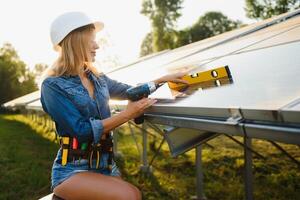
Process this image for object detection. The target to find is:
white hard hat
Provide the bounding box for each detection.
[50,11,104,51]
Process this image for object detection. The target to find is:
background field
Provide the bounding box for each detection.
[0,114,299,200]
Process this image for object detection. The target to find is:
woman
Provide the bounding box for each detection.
[41,12,187,200]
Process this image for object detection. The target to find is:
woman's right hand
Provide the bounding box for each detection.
[124,98,157,119]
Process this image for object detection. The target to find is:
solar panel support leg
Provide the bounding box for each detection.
[244,136,254,200]
[140,123,152,173]
[196,145,206,200]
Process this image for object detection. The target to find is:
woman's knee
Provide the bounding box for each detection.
[129,185,142,200]
[132,185,142,200]
[112,183,141,200]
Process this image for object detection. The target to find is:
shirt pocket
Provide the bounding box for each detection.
[63,86,91,112]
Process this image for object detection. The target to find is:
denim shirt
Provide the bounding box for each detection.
[40,70,132,144]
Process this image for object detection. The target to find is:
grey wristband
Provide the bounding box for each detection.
[147,82,157,93]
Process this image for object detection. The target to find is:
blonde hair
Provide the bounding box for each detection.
[47,24,101,77]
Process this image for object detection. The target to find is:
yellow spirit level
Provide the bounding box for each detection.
[168,65,232,91]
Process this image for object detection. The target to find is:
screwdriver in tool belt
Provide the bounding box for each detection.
[61,137,69,166]
[80,142,88,164]
[72,138,78,164]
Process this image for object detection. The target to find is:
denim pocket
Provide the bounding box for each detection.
[64,86,91,111]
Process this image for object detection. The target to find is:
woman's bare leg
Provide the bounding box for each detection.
[53,172,141,200]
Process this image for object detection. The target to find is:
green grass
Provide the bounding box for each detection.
[0,115,58,200]
[0,114,299,200]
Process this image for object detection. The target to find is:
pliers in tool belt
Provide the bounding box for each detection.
[89,143,101,169]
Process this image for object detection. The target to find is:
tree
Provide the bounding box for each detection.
[196,12,242,36]
[33,63,48,77]
[173,28,192,48]
[141,11,242,56]
[141,0,183,52]
[140,32,154,57]
[245,0,300,20]
[174,12,242,48]
[0,43,38,105]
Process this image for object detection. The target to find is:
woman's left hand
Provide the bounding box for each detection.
[154,71,189,85]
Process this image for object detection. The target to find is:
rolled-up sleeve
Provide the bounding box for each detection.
[40,80,104,143]
[102,75,132,100]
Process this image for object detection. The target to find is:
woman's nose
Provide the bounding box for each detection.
[94,42,99,50]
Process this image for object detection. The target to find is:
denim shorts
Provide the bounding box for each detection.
[51,149,121,191]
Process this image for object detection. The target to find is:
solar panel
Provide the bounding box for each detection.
[109,15,300,116]
[169,15,300,68]
[238,22,300,53]
[108,11,300,146]
[107,12,300,84]
[3,90,40,108]
[106,11,300,85]
[26,99,43,111]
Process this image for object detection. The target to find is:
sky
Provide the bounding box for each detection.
[0,0,255,71]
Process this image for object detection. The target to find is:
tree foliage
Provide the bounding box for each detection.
[140,32,154,57]
[245,0,300,20]
[0,43,38,105]
[175,11,242,47]
[141,0,183,52]
[140,11,242,56]
[33,63,48,77]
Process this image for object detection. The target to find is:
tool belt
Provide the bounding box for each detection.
[59,136,114,171]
